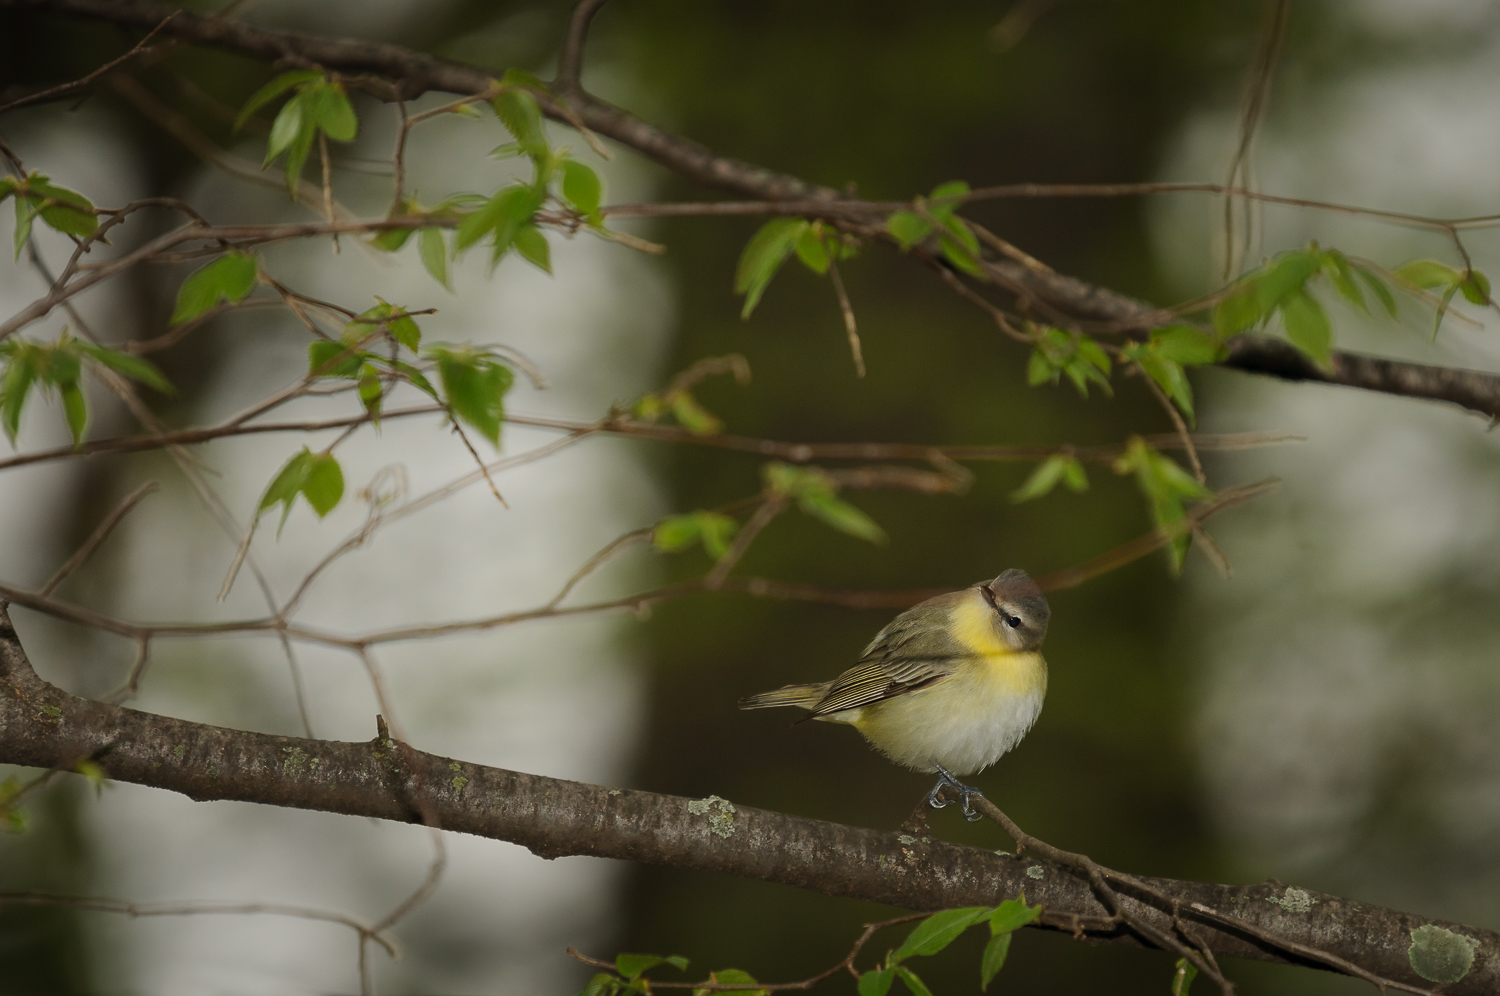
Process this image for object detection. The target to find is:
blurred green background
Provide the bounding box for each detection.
[5,1,1500,994]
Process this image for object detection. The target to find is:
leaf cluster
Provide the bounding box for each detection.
[1210,244,1491,366]
[236,70,359,194]
[885,180,985,277]
[1026,326,1112,398]
[763,462,886,545]
[734,218,857,318]
[1120,324,1226,425]
[438,73,606,275]
[859,896,1042,996]
[1113,435,1213,573]
[171,251,260,326]
[0,330,171,446]
[258,446,344,534]
[653,511,739,559]
[0,173,99,258]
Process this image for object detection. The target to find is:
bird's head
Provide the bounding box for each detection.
[978,569,1050,651]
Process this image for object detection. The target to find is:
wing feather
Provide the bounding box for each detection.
[810,597,966,716]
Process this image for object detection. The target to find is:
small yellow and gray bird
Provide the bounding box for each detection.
[739,569,1050,820]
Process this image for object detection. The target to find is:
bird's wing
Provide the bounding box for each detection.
[810,602,962,716]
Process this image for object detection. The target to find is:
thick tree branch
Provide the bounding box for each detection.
[9,0,1500,418]
[0,602,1492,992]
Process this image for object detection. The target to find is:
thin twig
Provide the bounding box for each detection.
[41,482,159,596]
[826,257,864,377]
[0,13,178,115]
[704,498,784,589]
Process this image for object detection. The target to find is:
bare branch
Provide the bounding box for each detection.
[0,606,1491,994]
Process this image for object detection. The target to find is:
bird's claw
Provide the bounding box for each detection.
[927,764,984,822]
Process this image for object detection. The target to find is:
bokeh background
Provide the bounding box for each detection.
[2,1,1500,994]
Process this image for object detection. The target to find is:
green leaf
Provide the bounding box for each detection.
[1172,957,1198,996]
[693,969,764,996]
[281,114,317,195]
[894,966,933,996]
[669,391,723,435]
[1459,268,1491,305]
[893,907,992,961]
[419,227,451,290]
[429,344,515,447]
[1011,455,1076,503]
[357,362,383,424]
[259,449,313,533]
[988,897,1043,935]
[1319,249,1365,312]
[492,87,548,158]
[256,448,343,530]
[580,973,618,996]
[979,933,1011,990]
[653,511,739,559]
[513,223,551,273]
[0,344,37,443]
[301,452,344,516]
[1353,265,1398,317]
[857,969,895,996]
[937,216,984,277]
[170,252,259,326]
[1062,458,1088,492]
[1280,289,1332,368]
[926,180,970,220]
[1212,286,1263,336]
[33,180,97,238]
[1026,348,1055,386]
[13,194,39,258]
[734,218,808,318]
[799,491,886,545]
[886,211,931,251]
[1433,281,1460,340]
[561,159,603,220]
[77,344,173,394]
[615,954,686,980]
[1128,345,1194,425]
[308,340,366,378]
[1392,259,1459,290]
[309,81,358,142]
[371,224,415,252]
[455,184,544,254]
[392,359,438,399]
[342,300,420,350]
[1254,250,1320,312]
[74,758,107,791]
[266,89,310,163]
[59,379,87,446]
[1076,336,1111,375]
[1113,436,1212,574]
[1151,325,1223,366]
[235,69,322,131]
[794,224,831,274]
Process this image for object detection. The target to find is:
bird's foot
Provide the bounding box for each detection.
[926,764,984,822]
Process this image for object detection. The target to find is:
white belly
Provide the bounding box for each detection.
[841,654,1047,776]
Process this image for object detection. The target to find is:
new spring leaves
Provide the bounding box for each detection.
[376,73,606,280]
[235,70,359,195]
[256,305,518,534]
[578,897,1043,996]
[1,172,98,258]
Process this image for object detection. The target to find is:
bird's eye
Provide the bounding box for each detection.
[1005,615,1022,628]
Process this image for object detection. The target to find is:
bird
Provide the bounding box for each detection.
[739,569,1050,821]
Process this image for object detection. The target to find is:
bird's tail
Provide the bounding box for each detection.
[738,682,829,711]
